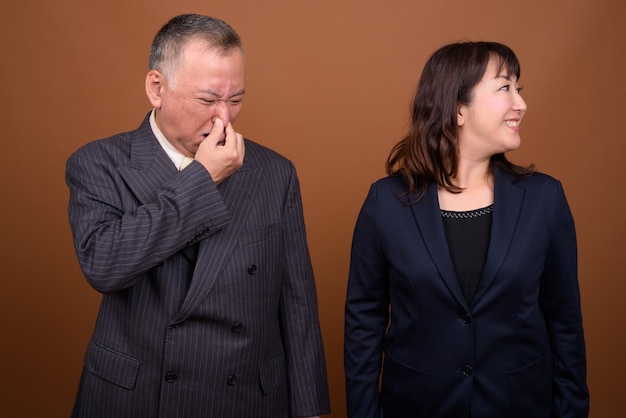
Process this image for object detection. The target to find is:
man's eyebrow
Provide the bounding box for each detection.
[201,89,246,98]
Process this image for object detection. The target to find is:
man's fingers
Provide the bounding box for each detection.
[208,118,225,145]
[194,118,244,184]
[220,121,238,148]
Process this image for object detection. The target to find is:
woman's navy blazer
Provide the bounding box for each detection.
[344,170,589,418]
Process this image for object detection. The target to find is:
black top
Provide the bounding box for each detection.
[441,205,493,303]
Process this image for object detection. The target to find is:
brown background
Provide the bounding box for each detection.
[1,0,624,417]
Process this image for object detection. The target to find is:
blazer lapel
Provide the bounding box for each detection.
[118,116,200,263]
[174,159,262,322]
[473,170,525,302]
[411,183,468,308]
[118,116,178,205]
[116,118,262,320]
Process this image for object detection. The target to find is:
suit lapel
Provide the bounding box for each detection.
[118,116,178,205]
[118,116,201,263]
[411,183,468,308]
[116,118,263,319]
[174,160,261,322]
[473,170,525,302]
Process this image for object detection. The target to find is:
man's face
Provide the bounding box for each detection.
[148,38,246,157]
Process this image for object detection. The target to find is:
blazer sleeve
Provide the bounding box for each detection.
[539,182,589,418]
[65,143,230,293]
[277,163,331,417]
[344,184,388,418]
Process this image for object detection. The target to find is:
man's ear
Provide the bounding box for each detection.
[145,70,165,108]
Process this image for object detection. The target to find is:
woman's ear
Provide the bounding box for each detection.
[145,70,164,108]
[457,104,465,127]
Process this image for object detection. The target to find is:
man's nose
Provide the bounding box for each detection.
[213,101,231,123]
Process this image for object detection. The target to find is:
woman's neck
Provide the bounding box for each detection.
[438,160,494,211]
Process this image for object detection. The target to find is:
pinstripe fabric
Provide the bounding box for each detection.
[66,114,330,418]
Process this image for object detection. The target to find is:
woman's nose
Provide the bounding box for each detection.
[515,94,527,113]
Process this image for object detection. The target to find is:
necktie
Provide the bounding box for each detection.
[179,156,194,171]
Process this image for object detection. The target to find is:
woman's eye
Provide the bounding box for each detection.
[499,84,523,93]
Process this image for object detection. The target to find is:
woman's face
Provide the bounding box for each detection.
[456,56,527,161]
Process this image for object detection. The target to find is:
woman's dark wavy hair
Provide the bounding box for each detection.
[386,41,534,204]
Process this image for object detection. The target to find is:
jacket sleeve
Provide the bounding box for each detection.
[277,163,331,417]
[539,182,589,418]
[65,144,230,293]
[344,184,388,418]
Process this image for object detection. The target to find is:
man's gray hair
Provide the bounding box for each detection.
[149,14,243,83]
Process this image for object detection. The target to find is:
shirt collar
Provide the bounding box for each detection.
[149,109,185,170]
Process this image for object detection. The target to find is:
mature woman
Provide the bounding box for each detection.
[344,41,589,418]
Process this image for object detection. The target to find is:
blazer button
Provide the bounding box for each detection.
[227,375,239,385]
[232,322,243,332]
[165,372,178,383]
[247,264,257,275]
[462,313,471,324]
[462,365,473,376]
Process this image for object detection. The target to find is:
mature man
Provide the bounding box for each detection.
[66,14,330,418]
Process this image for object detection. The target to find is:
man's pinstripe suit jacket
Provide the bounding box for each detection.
[66,114,330,418]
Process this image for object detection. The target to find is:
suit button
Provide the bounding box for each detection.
[247,265,257,275]
[462,365,473,376]
[462,313,471,324]
[165,372,177,383]
[232,322,243,332]
[227,375,239,385]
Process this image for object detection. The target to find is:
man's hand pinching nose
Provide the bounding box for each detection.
[211,118,226,146]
